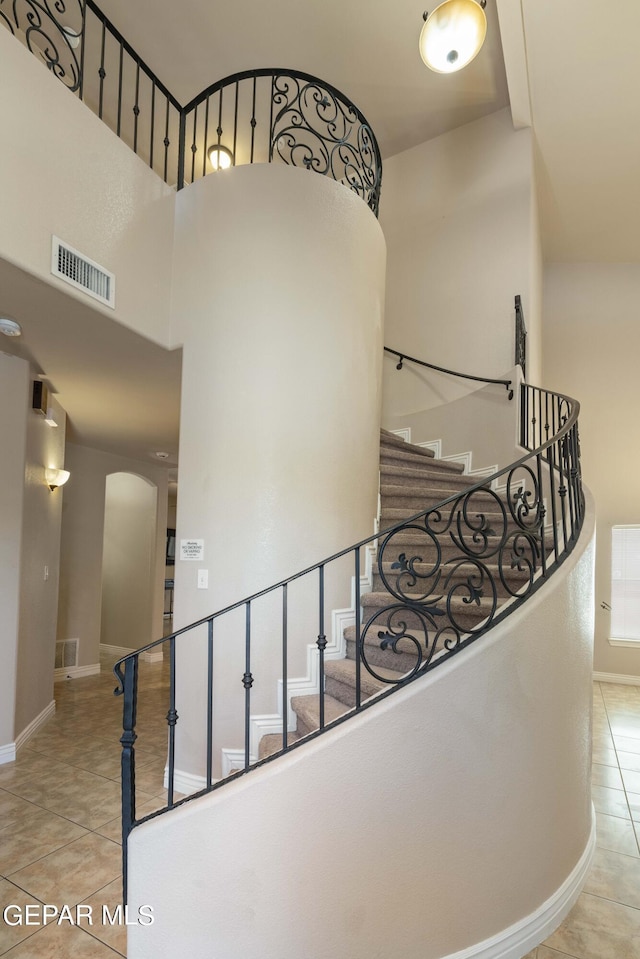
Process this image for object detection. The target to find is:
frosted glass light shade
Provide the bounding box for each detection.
[45,467,70,490]
[207,144,234,171]
[419,0,487,74]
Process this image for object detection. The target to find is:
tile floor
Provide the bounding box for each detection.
[2,667,640,957]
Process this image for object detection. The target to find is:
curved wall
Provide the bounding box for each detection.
[128,494,595,959]
[170,163,386,779]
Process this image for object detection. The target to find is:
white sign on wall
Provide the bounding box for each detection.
[180,539,204,561]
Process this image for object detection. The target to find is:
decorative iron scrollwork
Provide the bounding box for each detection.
[1,0,83,90]
[271,74,382,215]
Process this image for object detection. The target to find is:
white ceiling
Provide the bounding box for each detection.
[2,0,637,465]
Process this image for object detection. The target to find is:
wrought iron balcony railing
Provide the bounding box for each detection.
[113,379,584,900]
[1,0,382,212]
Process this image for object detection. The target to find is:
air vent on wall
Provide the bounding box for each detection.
[55,638,78,670]
[51,236,115,308]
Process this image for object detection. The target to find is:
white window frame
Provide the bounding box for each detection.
[609,525,640,647]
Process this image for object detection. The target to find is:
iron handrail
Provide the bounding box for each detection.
[113,380,584,904]
[384,346,514,399]
[1,4,383,211]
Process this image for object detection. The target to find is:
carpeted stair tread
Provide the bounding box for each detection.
[290,692,349,738]
[380,464,478,489]
[324,658,405,702]
[380,446,465,474]
[258,731,301,760]
[380,429,435,458]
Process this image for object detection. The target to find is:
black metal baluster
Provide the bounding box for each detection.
[166,637,178,807]
[116,41,123,136]
[190,104,198,183]
[250,75,257,163]
[163,99,170,183]
[232,83,239,165]
[544,391,550,442]
[133,62,140,154]
[317,565,326,729]
[243,602,253,769]
[177,110,186,189]
[206,619,213,788]
[79,0,87,101]
[564,429,576,539]
[354,548,361,709]
[202,95,209,179]
[556,434,569,554]
[547,434,560,563]
[119,654,138,907]
[282,584,288,751]
[216,88,223,163]
[149,83,156,171]
[98,19,106,119]
[536,452,547,577]
[269,73,275,161]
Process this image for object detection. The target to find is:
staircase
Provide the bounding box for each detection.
[259,427,529,757]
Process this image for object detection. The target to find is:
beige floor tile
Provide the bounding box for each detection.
[591,744,618,766]
[0,922,123,957]
[537,948,580,958]
[77,878,126,956]
[591,784,631,819]
[0,789,49,826]
[628,793,640,823]
[591,763,623,789]
[595,810,640,857]
[7,833,121,909]
[622,768,640,793]
[614,735,640,755]
[0,879,43,954]
[583,846,640,909]
[608,717,640,739]
[0,807,88,874]
[543,891,640,958]
[618,751,640,773]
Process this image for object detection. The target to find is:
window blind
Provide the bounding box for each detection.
[611,526,640,642]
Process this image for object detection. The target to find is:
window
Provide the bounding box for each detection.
[610,525,640,645]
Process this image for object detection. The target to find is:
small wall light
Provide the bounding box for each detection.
[45,467,70,491]
[207,144,234,171]
[419,0,487,74]
[0,316,22,337]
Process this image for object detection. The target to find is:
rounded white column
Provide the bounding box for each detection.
[170,163,386,781]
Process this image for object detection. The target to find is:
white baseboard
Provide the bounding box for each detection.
[221,749,255,777]
[0,700,58,762]
[100,643,136,657]
[54,663,100,682]
[442,807,595,958]
[0,742,16,765]
[594,671,640,687]
[141,649,164,664]
[164,765,210,796]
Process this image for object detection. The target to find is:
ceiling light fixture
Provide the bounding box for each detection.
[45,467,71,491]
[0,316,22,337]
[419,0,487,74]
[207,144,234,171]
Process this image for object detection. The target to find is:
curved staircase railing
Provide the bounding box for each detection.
[113,379,584,899]
[1,1,382,212]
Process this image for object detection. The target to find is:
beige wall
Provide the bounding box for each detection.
[101,473,158,651]
[129,497,595,959]
[14,391,67,735]
[0,27,176,348]
[379,107,542,419]
[170,163,386,780]
[57,444,168,666]
[0,353,29,753]
[543,263,640,678]
[0,352,67,753]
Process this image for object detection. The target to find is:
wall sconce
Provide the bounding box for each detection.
[207,144,234,171]
[419,0,487,73]
[45,467,70,491]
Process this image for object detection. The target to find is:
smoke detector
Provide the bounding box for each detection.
[0,317,21,337]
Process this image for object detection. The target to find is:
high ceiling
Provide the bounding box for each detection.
[2,0,637,467]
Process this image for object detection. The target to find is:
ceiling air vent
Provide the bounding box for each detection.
[51,236,115,309]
